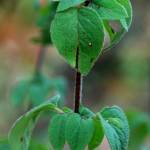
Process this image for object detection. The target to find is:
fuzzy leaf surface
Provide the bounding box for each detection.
[51,7,104,75]
[99,106,129,150]
[8,95,63,150]
[88,116,104,150]
[65,113,94,150]
[49,114,67,150]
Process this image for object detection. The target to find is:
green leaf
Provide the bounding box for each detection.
[99,106,129,150]
[105,0,133,50]
[88,116,104,150]
[49,114,67,150]
[51,7,104,75]
[8,95,63,150]
[116,0,133,30]
[92,0,128,20]
[57,0,86,12]
[65,113,94,150]
[103,21,115,42]
[79,105,95,118]
[62,107,73,113]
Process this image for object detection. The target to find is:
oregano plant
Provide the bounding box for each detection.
[8,0,133,150]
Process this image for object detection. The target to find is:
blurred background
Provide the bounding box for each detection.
[0,0,150,150]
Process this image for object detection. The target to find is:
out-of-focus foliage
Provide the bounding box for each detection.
[10,1,66,108]
[120,52,149,86]
[32,1,58,45]
[126,110,150,150]
[16,0,36,24]
[11,73,67,107]
[0,138,11,150]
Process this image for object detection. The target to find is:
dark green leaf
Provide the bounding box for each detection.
[49,114,67,150]
[92,0,128,20]
[88,116,104,150]
[8,95,63,150]
[99,106,129,150]
[105,0,133,50]
[116,0,133,30]
[51,7,104,75]
[79,105,95,118]
[57,0,86,12]
[65,113,94,150]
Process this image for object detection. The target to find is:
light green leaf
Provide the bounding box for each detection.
[62,107,73,113]
[120,19,128,31]
[11,80,29,106]
[51,7,104,75]
[116,0,133,30]
[8,95,63,150]
[103,21,115,42]
[88,116,104,150]
[79,105,95,118]
[57,0,86,12]
[105,0,133,50]
[65,113,94,150]
[99,106,129,150]
[92,0,128,20]
[49,114,67,150]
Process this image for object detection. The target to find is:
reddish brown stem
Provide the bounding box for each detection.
[74,47,83,113]
[74,71,82,113]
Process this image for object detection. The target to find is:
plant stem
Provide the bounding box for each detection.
[35,46,46,75]
[74,71,82,113]
[74,47,83,113]
[74,0,92,113]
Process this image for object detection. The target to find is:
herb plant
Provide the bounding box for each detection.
[8,0,133,150]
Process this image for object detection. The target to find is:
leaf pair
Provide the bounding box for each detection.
[51,7,104,75]
[49,113,94,150]
[51,0,133,75]
[49,106,129,150]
